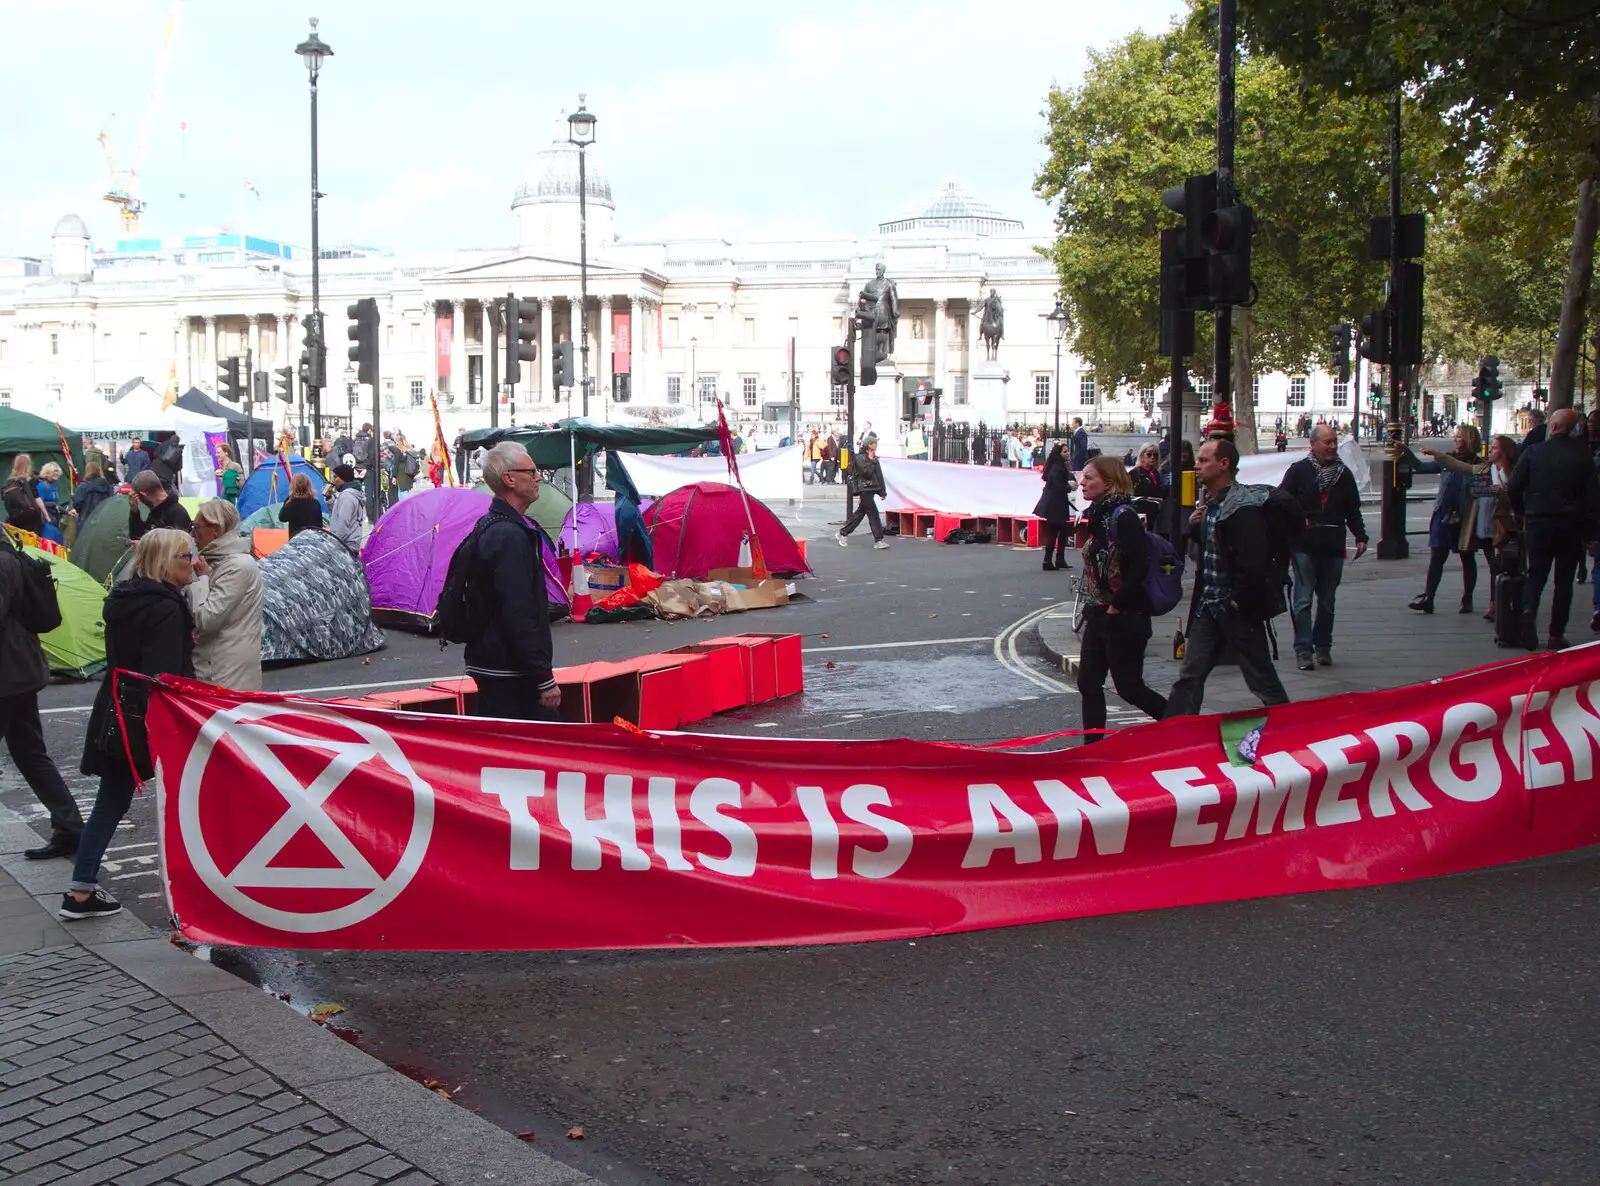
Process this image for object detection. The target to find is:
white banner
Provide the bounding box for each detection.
[616,444,804,503]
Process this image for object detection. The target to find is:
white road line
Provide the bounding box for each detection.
[804,636,991,654]
[993,602,1074,694]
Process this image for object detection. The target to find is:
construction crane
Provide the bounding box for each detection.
[97,0,186,234]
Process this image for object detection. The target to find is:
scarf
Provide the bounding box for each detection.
[1313,455,1345,493]
[1085,493,1132,605]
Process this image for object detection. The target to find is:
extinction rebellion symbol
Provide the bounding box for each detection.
[176,702,436,933]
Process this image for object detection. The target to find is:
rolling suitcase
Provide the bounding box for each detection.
[1494,574,1525,648]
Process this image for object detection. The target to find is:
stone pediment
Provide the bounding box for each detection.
[436,254,630,284]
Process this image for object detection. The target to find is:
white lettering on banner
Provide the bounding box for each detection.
[690,778,757,876]
[962,785,1042,868]
[1156,768,1220,847]
[797,786,840,880]
[840,785,914,879]
[647,776,695,871]
[1034,778,1129,858]
[1549,683,1600,781]
[1432,702,1503,802]
[1363,721,1433,817]
[1307,735,1367,827]
[1522,699,1566,791]
[1219,756,1307,839]
[481,768,545,870]
[1501,693,1534,776]
[555,773,653,871]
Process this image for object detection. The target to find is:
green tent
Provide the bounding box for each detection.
[468,477,572,536]
[460,419,717,469]
[30,544,106,677]
[0,407,83,511]
[238,502,285,536]
[72,496,132,586]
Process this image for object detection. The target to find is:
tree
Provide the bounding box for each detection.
[1034,12,1450,447]
[1239,0,1600,410]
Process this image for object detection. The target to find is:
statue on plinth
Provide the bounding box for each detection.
[856,262,900,367]
[976,289,1004,360]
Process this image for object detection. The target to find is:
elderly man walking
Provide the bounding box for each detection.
[1278,425,1368,669]
[1508,408,1599,650]
[465,442,561,721]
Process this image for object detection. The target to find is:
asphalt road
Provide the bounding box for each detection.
[7,504,1595,1184]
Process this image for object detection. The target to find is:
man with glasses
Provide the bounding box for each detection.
[465,442,561,721]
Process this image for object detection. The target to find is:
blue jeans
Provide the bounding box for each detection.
[71,769,137,892]
[1291,551,1344,655]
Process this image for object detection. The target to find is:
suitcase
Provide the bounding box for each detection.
[1494,574,1525,648]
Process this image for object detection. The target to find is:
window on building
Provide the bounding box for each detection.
[50,333,59,356]
[1252,377,1260,402]
[138,331,147,350]
[667,376,682,405]
[386,324,395,351]
[1288,376,1307,407]
[1194,378,1212,401]
[383,380,396,411]
[0,340,7,361]
[411,322,422,349]
[953,374,968,405]
[698,375,717,403]
[667,317,680,345]
[103,333,111,351]
[410,379,425,406]
[97,385,116,403]
[787,316,800,342]
[0,390,9,408]
[1332,380,1349,407]
[831,384,847,408]
[702,316,716,343]
[48,385,63,403]
[1034,374,1051,406]
[742,318,756,344]
[1138,384,1155,403]
[1079,375,1097,405]
[742,376,758,407]
[197,251,232,264]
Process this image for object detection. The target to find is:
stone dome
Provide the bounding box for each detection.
[512,117,617,250]
[512,139,613,212]
[879,181,1023,237]
[54,212,90,238]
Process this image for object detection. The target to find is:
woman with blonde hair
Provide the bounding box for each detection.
[61,528,196,920]
[278,472,324,538]
[1075,455,1167,743]
[189,499,264,691]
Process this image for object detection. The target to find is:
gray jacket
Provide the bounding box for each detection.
[328,484,366,554]
[0,543,50,699]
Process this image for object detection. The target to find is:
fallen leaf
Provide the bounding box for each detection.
[566,1126,585,1140]
[819,633,831,639]
[309,1003,345,1024]
[823,660,836,669]
[361,658,371,665]
[422,1078,446,1090]
[928,613,938,618]
[517,1132,537,1142]
[434,1088,452,1099]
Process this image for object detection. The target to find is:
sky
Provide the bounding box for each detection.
[1,0,1186,259]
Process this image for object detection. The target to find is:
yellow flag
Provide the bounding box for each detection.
[161,361,179,409]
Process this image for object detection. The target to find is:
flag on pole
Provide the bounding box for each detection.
[160,361,179,410]
[429,391,454,487]
[242,178,260,199]
[715,400,767,579]
[52,423,80,485]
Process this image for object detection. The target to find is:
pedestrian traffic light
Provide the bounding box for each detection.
[302,314,326,389]
[346,297,379,385]
[1393,262,1424,366]
[297,348,312,389]
[505,294,537,385]
[217,356,242,403]
[1201,202,1253,306]
[552,339,574,390]
[1475,355,1503,402]
[1158,228,1197,359]
[1328,324,1352,384]
[274,366,293,403]
[252,371,269,404]
[1358,309,1390,365]
[831,342,852,387]
[1160,173,1218,311]
[860,348,877,389]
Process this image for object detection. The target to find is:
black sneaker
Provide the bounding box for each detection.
[58,889,122,920]
[1315,648,1332,667]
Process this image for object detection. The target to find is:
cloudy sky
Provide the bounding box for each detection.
[2,0,1185,258]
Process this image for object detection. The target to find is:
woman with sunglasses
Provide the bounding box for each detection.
[60,528,197,920]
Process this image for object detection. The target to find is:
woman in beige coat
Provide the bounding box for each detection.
[188,499,264,690]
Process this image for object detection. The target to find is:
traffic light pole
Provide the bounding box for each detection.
[1213,0,1236,433]
[308,65,324,443]
[245,347,256,472]
[1377,91,1409,560]
[845,320,858,526]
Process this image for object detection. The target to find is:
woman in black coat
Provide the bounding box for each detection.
[60,528,197,920]
[1033,443,1075,571]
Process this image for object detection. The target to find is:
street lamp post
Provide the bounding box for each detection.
[343,364,357,436]
[568,98,597,419]
[1046,300,1068,438]
[295,18,332,442]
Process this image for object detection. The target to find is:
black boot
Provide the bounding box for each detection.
[1459,596,1473,614]
[1042,557,1056,571]
[1408,593,1434,614]
[1520,611,1539,651]
[1054,549,1070,571]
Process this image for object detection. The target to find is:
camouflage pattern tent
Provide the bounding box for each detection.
[258,529,385,662]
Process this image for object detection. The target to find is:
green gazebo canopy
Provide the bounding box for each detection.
[460,419,717,470]
[0,407,84,497]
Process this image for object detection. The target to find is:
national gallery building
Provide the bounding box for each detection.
[0,131,1347,443]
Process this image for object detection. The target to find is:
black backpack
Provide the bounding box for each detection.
[4,536,62,634]
[435,520,493,644]
[2,479,34,522]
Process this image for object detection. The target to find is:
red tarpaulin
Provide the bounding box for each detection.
[151,646,1600,950]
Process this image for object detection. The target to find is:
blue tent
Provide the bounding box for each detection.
[237,454,327,520]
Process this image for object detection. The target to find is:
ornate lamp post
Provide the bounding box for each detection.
[1046,300,1068,437]
[295,18,332,440]
[567,98,597,419]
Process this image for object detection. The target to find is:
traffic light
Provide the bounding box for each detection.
[302,314,326,389]
[1160,171,1217,310]
[506,294,537,385]
[346,298,379,386]
[1159,228,1196,358]
[297,348,312,389]
[1474,356,1503,403]
[831,342,853,387]
[252,371,269,404]
[1328,324,1352,384]
[274,366,293,403]
[1358,309,1391,365]
[1201,202,1253,306]
[217,356,242,403]
[552,339,574,390]
[1393,262,1424,366]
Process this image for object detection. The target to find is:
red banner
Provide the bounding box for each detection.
[613,311,631,375]
[152,648,1600,950]
[435,314,452,380]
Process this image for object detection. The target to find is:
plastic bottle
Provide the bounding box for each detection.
[1173,626,1185,660]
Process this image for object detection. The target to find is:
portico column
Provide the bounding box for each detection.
[598,296,613,419]
[480,299,494,404]
[934,298,948,399]
[205,316,218,383]
[628,297,641,405]
[451,299,465,405]
[279,315,294,368]
[177,318,191,390]
[538,297,553,403]
[430,301,444,397]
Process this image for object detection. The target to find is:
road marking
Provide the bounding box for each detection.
[993,602,1075,694]
[805,636,992,654]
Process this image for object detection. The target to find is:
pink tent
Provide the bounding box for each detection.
[558,501,620,563]
[642,481,811,579]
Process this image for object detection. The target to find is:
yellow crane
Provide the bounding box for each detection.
[97,0,186,234]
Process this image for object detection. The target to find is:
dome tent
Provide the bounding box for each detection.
[238,454,327,520]
[471,478,571,539]
[643,482,811,580]
[70,496,131,585]
[237,502,285,536]
[259,529,385,662]
[362,487,568,631]
[558,501,620,563]
[28,543,106,677]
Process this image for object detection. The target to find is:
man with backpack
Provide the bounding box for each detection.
[451,442,560,721]
[1279,425,1368,670]
[0,534,83,859]
[1165,437,1293,717]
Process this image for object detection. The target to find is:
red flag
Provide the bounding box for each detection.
[714,400,742,486]
[53,424,80,485]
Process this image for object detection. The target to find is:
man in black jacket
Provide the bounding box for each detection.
[127,470,192,541]
[1508,407,1599,650]
[0,537,83,859]
[466,442,560,721]
[1165,437,1290,717]
[1279,426,1368,670]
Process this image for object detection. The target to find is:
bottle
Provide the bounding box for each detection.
[1173,626,1185,660]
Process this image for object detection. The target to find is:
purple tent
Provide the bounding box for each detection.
[558,501,621,563]
[361,487,568,630]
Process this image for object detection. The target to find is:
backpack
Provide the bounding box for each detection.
[2,479,34,522]
[1256,485,1307,618]
[435,520,493,644]
[1113,506,1185,615]
[3,537,62,634]
[402,451,421,477]
[352,435,372,466]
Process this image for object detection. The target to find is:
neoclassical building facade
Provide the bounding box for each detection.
[1,132,1351,444]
